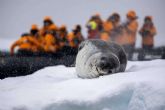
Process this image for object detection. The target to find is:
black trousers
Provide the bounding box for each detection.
[143,44,153,50]
[122,44,135,60]
[138,44,153,60]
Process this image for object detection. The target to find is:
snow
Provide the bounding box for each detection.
[0,59,165,110]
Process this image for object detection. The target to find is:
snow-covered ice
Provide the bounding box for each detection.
[0,59,165,110]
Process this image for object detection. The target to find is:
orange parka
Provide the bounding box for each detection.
[100,31,110,41]
[67,32,80,48]
[40,24,58,36]
[119,19,138,45]
[43,34,58,53]
[139,22,157,46]
[10,35,42,55]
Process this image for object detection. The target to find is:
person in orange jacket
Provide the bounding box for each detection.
[30,24,39,37]
[120,10,139,60]
[67,25,84,49]
[64,31,80,55]
[121,10,138,45]
[47,24,60,43]
[72,25,84,43]
[58,25,68,49]
[100,13,121,42]
[107,13,121,29]
[10,33,42,56]
[48,24,58,37]
[86,21,100,39]
[30,24,45,53]
[106,13,122,42]
[40,16,58,36]
[139,16,157,49]
[138,16,157,60]
[101,14,118,42]
[67,32,77,48]
[42,33,58,53]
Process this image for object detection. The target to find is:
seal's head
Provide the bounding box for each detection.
[89,52,120,77]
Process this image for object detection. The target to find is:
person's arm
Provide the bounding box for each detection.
[151,26,157,36]
[28,37,43,48]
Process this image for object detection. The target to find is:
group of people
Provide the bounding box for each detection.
[10,16,84,56]
[86,10,157,59]
[10,10,157,59]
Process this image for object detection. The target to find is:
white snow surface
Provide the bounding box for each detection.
[0,60,165,110]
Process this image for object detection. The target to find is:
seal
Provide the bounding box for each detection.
[75,39,127,78]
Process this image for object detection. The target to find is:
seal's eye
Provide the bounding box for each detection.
[101,57,106,61]
[99,60,109,69]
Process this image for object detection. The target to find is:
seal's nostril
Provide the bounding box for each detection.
[100,62,114,70]
[108,70,112,73]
